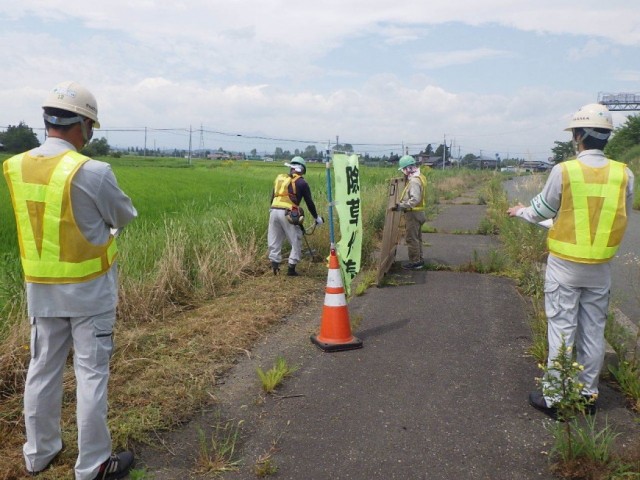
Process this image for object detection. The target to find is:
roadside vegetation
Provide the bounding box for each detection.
[256,357,298,394]
[481,170,640,479]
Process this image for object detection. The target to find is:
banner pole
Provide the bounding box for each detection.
[326,152,336,248]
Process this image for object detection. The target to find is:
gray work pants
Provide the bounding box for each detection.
[543,280,609,401]
[267,208,303,265]
[23,311,115,479]
[405,210,426,262]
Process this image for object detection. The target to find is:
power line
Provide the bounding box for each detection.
[0,124,553,158]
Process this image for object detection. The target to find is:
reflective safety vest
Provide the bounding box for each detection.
[547,159,628,264]
[400,174,427,211]
[3,150,118,284]
[271,173,301,209]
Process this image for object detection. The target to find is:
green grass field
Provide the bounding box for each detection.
[0,154,397,328]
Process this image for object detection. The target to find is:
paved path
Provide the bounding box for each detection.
[136,185,637,480]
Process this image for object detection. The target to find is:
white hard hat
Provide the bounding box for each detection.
[565,103,613,132]
[42,81,100,128]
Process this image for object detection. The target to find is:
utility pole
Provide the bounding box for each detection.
[188,125,192,166]
[442,134,446,170]
[144,127,147,157]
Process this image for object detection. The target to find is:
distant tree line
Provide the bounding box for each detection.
[4,116,638,166]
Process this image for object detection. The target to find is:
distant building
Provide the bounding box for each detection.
[417,154,450,168]
[473,155,499,169]
[521,160,553,172]
[208,152,230,160]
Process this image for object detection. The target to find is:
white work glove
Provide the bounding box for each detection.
[315,216,324,225]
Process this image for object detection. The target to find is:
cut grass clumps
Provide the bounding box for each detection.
[457,249,506,274]
[256,356,298,394]
[195,420,243,474]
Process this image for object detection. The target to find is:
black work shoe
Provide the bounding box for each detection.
[271,261,280,275]
[287,264,299,276]
[402,260,425,270]
[92,451,135,480]
[528,391,558,420]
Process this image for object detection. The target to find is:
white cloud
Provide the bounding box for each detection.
[612,70,640,82]
[414,48,512,70]
[568,39,611,61]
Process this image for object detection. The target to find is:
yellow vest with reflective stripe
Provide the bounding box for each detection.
[271,173,300,209]
[3,150,118,283]
[547,159,627,263]
[400,174,427,211]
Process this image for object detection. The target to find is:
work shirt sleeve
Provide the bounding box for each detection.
[625,168,635,216]
[296,178,319,219]
[399,177,424,210]
[94,164,137,229]
[516,165,563,224]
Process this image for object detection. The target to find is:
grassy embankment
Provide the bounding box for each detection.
[0,154,493,478]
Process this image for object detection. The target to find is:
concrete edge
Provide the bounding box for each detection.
[605,308,639,371]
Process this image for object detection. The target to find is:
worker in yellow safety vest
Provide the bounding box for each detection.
[3,81,137,479]
[393,155,427,270]
[507,103,635,419]
[268,156,323,276]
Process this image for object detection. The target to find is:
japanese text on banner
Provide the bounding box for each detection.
[332,153,362,295]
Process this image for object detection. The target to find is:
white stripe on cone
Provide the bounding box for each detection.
[324,292,347,307]
[326,268,343,288]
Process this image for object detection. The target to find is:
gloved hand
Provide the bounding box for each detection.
[315,216,324,225]
[391,204,402,212]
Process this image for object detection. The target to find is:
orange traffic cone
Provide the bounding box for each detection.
[310,249,363,352]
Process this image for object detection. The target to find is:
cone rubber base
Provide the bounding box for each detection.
[310,334,363,352]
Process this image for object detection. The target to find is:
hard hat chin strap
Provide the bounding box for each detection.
[43,113,93,145]
[43,113,83,126]
[581,128,611,141]
[79,119,93,144]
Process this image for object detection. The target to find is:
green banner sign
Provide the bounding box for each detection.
[332,153,362,295]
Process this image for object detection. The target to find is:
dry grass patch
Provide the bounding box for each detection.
[0,261,326,480]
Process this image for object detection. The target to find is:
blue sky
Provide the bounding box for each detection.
[1,1,639,160]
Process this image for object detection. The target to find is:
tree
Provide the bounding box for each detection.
[434,143,451,160]
[461,153,477,166]
[250,148,257,156]
[274,147,284,158]
[605,114,640,161]
[551,140,574,164]
[82,137,110,157]
[425,144,433,155]
[303,145,318,158]
[0,122,40,152]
